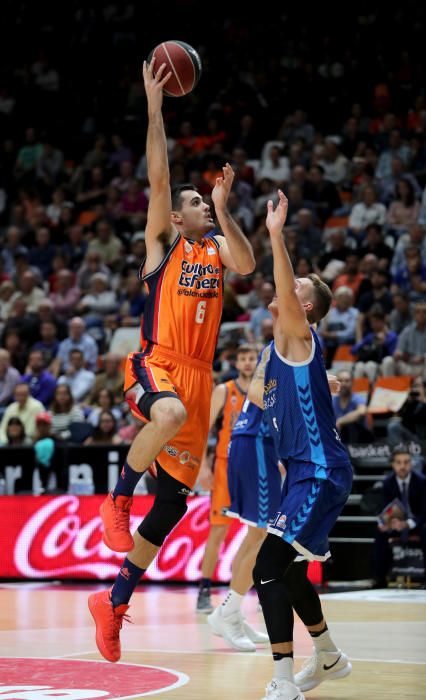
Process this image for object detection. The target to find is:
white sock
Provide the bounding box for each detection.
[220,589,243,617]
[312,627,338,653]
[273,656,294,682]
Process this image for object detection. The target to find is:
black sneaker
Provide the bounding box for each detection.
[196,587,213,613]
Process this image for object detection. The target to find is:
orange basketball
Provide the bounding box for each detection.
[147,40,202,97]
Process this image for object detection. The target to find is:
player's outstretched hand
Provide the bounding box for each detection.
[266,189,288,237]
[211,163,235,212]
[142,58,172,112]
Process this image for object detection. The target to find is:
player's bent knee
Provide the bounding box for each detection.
[253,534,296,588]
[151,399,188,434]
[137,497,188,547]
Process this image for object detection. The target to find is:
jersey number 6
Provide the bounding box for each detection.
[195,300,206,324]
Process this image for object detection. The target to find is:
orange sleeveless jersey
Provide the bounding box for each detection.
[140,234,223,363]
[215,379,247,460]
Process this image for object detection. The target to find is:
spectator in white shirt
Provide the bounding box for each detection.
[0,382,44,443]
[0,280,19,321]
[257,143,290,186]
[57,348,95,402]
[319,286,359,366]
[382,302,426,378]
[349,185,387,235]
[51,316,98,376]
[318,136,349,186]
[18,270,46,313]
[77,273,118,318]
[0,348,21,416]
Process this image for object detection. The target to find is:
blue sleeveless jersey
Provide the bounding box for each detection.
[232,399,271,439]
[264,330,350,478]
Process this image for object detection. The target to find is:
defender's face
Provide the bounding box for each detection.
[294,277,314,304]
[268,278,314,318]
[174,191,215,234]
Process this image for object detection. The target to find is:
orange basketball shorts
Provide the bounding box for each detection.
[124,345,212,489]
[210,455,231,526]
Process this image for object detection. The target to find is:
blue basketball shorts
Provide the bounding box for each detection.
[226,435,282,528]
[267,460,353,561]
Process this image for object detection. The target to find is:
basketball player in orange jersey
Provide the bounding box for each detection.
[88,58,255,663]
[196,344,258,613]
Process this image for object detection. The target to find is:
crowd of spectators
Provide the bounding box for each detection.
[1,4,426,475]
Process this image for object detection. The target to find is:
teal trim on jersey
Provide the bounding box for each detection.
[255,435,269,527]
[293,365,327,477]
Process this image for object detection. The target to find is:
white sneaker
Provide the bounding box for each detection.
[242,618,269,644]
[261,678,304,700]
[294,649,352,691]
[207,606,256,651]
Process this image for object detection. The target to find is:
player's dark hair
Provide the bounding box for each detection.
[171,184,198,210]
[392,446,411,460]
[307,274,332,324]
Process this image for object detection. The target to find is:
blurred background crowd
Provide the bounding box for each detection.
[0,2,425,464]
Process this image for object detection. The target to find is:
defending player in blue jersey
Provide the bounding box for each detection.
[253,191,353,700]
[208,345,342,655]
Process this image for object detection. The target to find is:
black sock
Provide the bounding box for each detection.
[200,577,211,590]
[310,624,328,638]
[273,652,294,660]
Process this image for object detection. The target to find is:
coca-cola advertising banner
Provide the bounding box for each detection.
[0,495,322,583]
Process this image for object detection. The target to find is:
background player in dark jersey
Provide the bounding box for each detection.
[252,191,353,700]
[207,344,279,650]
[196,344,258,613]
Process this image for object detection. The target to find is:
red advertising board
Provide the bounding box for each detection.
[0,495,322,583]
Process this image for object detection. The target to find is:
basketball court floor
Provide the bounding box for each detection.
[1,583,425,699]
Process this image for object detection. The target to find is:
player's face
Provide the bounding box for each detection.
[174,190,215,234]
[268,278,314,317]
[392,453,412,480]
[235,351,258,380]
[294,277,314,303]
